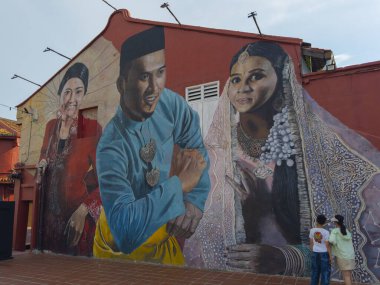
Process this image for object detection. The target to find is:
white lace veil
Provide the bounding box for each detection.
[184,80,236,269]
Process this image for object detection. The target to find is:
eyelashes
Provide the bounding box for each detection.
[230,72,265,85]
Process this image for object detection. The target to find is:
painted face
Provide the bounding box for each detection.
[228,56,278,113]
[120,49,166,121]
[59,77,85,119]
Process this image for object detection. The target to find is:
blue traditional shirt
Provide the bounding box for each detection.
[96,88,210,254]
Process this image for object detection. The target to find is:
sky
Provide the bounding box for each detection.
[1,0,379,120]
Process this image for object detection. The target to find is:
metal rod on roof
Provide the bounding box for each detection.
[43,47,71,60]
[160,3,181,25]
[0,103,16,111]
[102,0,117,11]
[248,11,262,36]
[11,74,41,87]
[0,103,33,115]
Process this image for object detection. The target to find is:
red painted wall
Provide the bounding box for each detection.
[0,137,19,201]
[0,138,19,173]
[303,62,380,150]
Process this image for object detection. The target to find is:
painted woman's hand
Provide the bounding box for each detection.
[64,203,88,247]
[226,244,285,274]
[225,162,257,202]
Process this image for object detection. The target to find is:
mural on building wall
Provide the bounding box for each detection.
[31,21,380,283]
[185,42,307,273]
[93,26,210,265]
[38,63,102,256]
[184,41,380,283]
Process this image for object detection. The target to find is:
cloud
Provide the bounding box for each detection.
[334,53,352,66]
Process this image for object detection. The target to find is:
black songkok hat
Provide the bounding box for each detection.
[58,62,89,96]
[119,26,165,76]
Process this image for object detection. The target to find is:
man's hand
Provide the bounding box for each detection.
[174,149,206,193]
[64,203,88,247]
[167,201,203,239]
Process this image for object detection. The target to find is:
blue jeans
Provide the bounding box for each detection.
[311,252,331,285]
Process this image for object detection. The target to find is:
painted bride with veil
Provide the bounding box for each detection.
[184,41,380,283]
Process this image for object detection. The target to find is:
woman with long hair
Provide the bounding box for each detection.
[184,41,380,283]
[185,41,310,275]
[224,41,307,274]
[330,215,355,285]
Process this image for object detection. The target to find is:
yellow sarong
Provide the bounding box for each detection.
[93,208,185,265]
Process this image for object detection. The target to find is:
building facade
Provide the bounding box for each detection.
[15,9,380,283]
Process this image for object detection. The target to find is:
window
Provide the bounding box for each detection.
[185,81,219,137]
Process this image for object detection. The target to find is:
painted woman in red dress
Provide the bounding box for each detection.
[38,63,102,256]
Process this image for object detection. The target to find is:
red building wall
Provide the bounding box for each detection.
[303,62,380,150]
[0,138,19,172]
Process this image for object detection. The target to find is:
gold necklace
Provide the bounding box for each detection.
[236,123,267,159]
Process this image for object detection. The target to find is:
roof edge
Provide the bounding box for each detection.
[303,60,380,80]
[123,12,303,45]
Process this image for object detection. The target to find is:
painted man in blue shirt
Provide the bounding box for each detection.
[94,26,210,264]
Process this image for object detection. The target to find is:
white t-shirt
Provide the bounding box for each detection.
[309,228,330,253]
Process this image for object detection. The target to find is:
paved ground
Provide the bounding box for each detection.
[0,251,364,285]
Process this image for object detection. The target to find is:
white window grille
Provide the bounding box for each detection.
[185,81,219,137]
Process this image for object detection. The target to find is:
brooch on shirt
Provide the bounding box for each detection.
[140,139,160,187]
